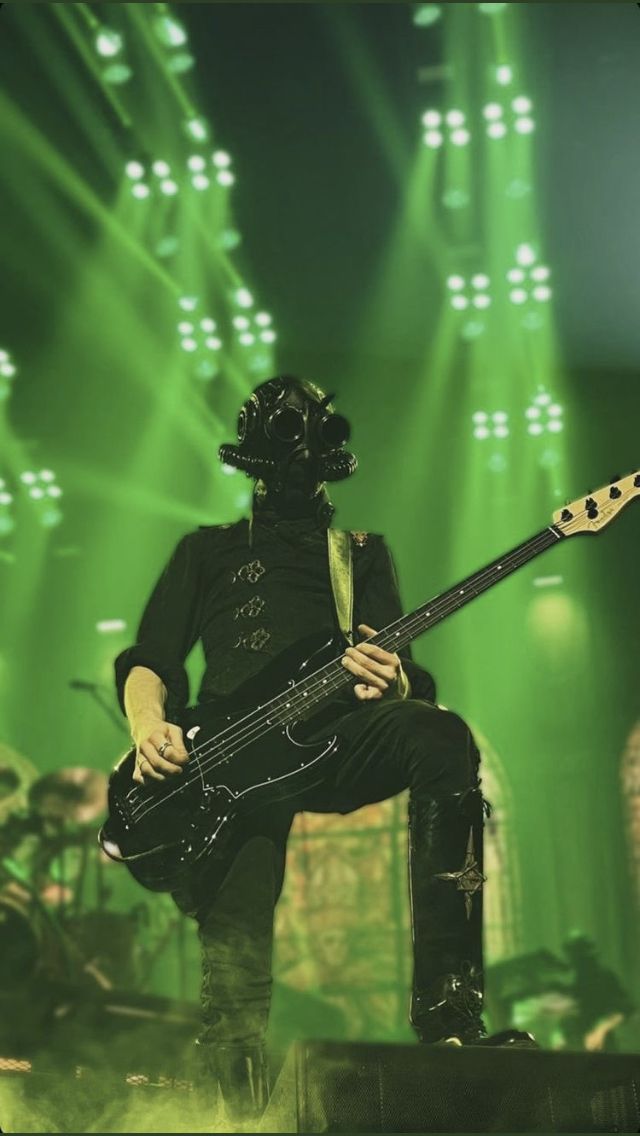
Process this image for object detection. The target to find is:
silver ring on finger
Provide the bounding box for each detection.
[157,741,171,757]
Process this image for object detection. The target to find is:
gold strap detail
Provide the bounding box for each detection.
[327,529,353,645]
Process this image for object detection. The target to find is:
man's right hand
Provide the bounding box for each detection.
[131,718,189,784]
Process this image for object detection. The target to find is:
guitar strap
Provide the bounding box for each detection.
[327,529,354,645]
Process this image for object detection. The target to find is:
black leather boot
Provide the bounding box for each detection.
[197,1039,270,1129]
[408,785,536,1047]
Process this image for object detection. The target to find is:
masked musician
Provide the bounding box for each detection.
[114,376,533,1122]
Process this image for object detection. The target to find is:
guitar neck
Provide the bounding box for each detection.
[373,524,563,654]
[286,524,564,716]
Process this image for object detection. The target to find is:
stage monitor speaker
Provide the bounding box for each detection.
[260,1040,640,1133]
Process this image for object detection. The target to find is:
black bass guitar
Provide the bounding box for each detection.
[99,472,639,892]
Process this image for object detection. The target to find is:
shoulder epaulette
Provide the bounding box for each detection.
[350,530,369,547]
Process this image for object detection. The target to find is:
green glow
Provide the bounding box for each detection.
[95,29,122,58]
[153,16,187,48]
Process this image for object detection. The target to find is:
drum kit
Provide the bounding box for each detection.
[0,750,143,998]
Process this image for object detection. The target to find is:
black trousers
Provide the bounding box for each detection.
[179,696,483,1047]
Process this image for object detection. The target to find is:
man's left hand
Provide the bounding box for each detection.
[342,623,405,702]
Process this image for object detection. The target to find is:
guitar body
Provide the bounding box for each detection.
[100,630,348,894]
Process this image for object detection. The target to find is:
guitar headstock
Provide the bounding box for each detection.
[552,471,640,536]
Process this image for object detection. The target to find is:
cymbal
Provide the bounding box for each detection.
[0,742,39,824]
[29,767,108,826]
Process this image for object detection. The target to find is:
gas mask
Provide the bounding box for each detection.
[218,376,357,507]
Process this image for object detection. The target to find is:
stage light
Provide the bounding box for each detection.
[472,274,490,290]
[239,333,255,346]
[515,117,535,134]
[221,464,237,476]
[509,289,527,305]
[181,338,197,352]
[461,320,485,341]
[178,321,194,335]
[153,16,187,48]
[20,470,63,525]
[233,316,250,331]
[235,288,254,309]
[451,295,469,310]
[533,285,552,302]
[97,620,127,634]
[195,360,218,381]
[521,311,544,331]
[167,53,194,75]
[255,312,272,327]
[186,118,208,142]
[451,128,471,146]
[0,349,17,400]
[494,425,509,438]
[205,337,222,350]
[96,29,122,58]
[260,330,277,344]
[531,265,550,282]
[421,110,442,128]
[132,184,150,199]
[102,64,132,86]
[413,5,442,27]
[474,426,490,440]
[212,151,231,168]
[447,275,465,291]
[472,412,488,424]
[192,175,210,190]
[160,179,178,196]
[446,110,466,127]
[423,131,444,149]
[217,170,235,187]
[125,161,145,180]
[188,155,206,172]
[507,268,525,283]
[219,228,241,250]
[487,122,507,139]
[512,96,532,114]
[482,103,503,120]
[525,392,563,436]
[506,179,531,199]
[179,296,198,311]
[516,244,536,266]
[152,160,171,177]
[472,295,491,309]
[492,411,508,424]
[442,188,470,210]
[200,318,216,332]
[496,65,513,85]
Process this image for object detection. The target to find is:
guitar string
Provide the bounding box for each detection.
[127,524,561,824]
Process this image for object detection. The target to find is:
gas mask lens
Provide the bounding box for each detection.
[268,405,305,444]
[318,412,350,449]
